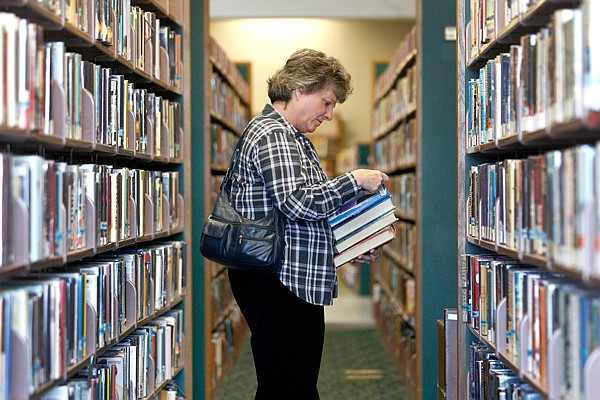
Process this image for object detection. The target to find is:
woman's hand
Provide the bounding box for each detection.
[350,169,389,193]
[351,246,382,264]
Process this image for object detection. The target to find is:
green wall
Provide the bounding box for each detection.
[190,0,208,396]
[419,0,457,399]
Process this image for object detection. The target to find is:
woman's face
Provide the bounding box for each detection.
[291,86,338,133]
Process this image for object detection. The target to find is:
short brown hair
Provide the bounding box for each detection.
[267,49,353,104]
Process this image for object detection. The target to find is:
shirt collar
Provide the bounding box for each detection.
[261,103,300,135]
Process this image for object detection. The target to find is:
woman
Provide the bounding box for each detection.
[227,48,389,399]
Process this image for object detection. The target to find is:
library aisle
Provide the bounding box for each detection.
[218,279,411,400]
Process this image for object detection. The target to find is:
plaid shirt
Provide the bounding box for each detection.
[229,104,360,305]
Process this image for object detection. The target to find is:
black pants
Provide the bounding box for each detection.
[228,268,325,400]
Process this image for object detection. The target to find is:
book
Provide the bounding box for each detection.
[330,185,395,237]
[333,225,396,268]
[12,155,46,263]
[583,0,600,125]
[0,154,9,266]
[334,209,398,253]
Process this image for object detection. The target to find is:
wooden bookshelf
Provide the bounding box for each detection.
[0,0,192,398]
[370,0,458,397]
[456,0,600,398]
[202,35,252,399]
[311,116,343,177]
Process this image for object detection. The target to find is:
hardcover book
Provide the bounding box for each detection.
[334,209,398,253]
[330,185,396,244]
[329,185,397,268]
[329,185,393,229]
[333,224,396,268]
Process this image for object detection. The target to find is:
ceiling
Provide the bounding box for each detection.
[209,0,416,20]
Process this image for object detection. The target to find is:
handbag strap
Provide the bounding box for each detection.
[221,138,244,195]
[220,133,282,219]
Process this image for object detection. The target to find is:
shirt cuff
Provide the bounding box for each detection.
[335,172,361,203]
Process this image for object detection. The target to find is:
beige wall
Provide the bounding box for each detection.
[209,18,414,147]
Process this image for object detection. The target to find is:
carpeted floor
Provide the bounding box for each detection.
[217,325,411,399]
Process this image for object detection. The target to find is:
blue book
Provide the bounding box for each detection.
[334,209,398,253]
[329,185,392,229]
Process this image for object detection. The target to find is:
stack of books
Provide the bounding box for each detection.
[330,185,398,268]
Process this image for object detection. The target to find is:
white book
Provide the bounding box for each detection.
[133,329,149,397]
[0,15,6,127]
[332,198,395,240]
[335,210,398,253]
[562,9,583,123]
[123,0,131,61]
[128,344,138,399]
[109,169,119,243]
[81,269,100,349]
[7,289,31,390]
[5,13,19,128]
[80,164,98,246]
[583,0,600,113]
[48,42,65,137]
[72,52,82,140]
[0,154,9,266]
[13,155,45,262]
[552,10,568,125]
[494,54,502,142]
[154,18,161,79]
[164,324,173,379]
[17,18,29,130]
[334,225,396,268]
[43,43,51,135]
[575,145,595,269]
[535,28,548,131]
[154,247,164,310]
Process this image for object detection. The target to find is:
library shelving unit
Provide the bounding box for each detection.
[334,143,372,176]
[202,36,251,399]
[310,117,343,178]
[456,0,600,398]
[0,0,192,399]
[371,26,419,396]
[371,0,458,397]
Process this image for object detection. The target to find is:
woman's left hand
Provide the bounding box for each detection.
[352,246,382,263]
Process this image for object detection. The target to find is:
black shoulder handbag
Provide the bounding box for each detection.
[199,145,285,274]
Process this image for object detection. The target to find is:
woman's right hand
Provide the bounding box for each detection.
[350,169,389,193]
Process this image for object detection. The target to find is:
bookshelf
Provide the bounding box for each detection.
[456,0,600,398]
[310,116,343,177]
[0,0,191,399]
[370,0,457,397]
[202,36,251,399]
